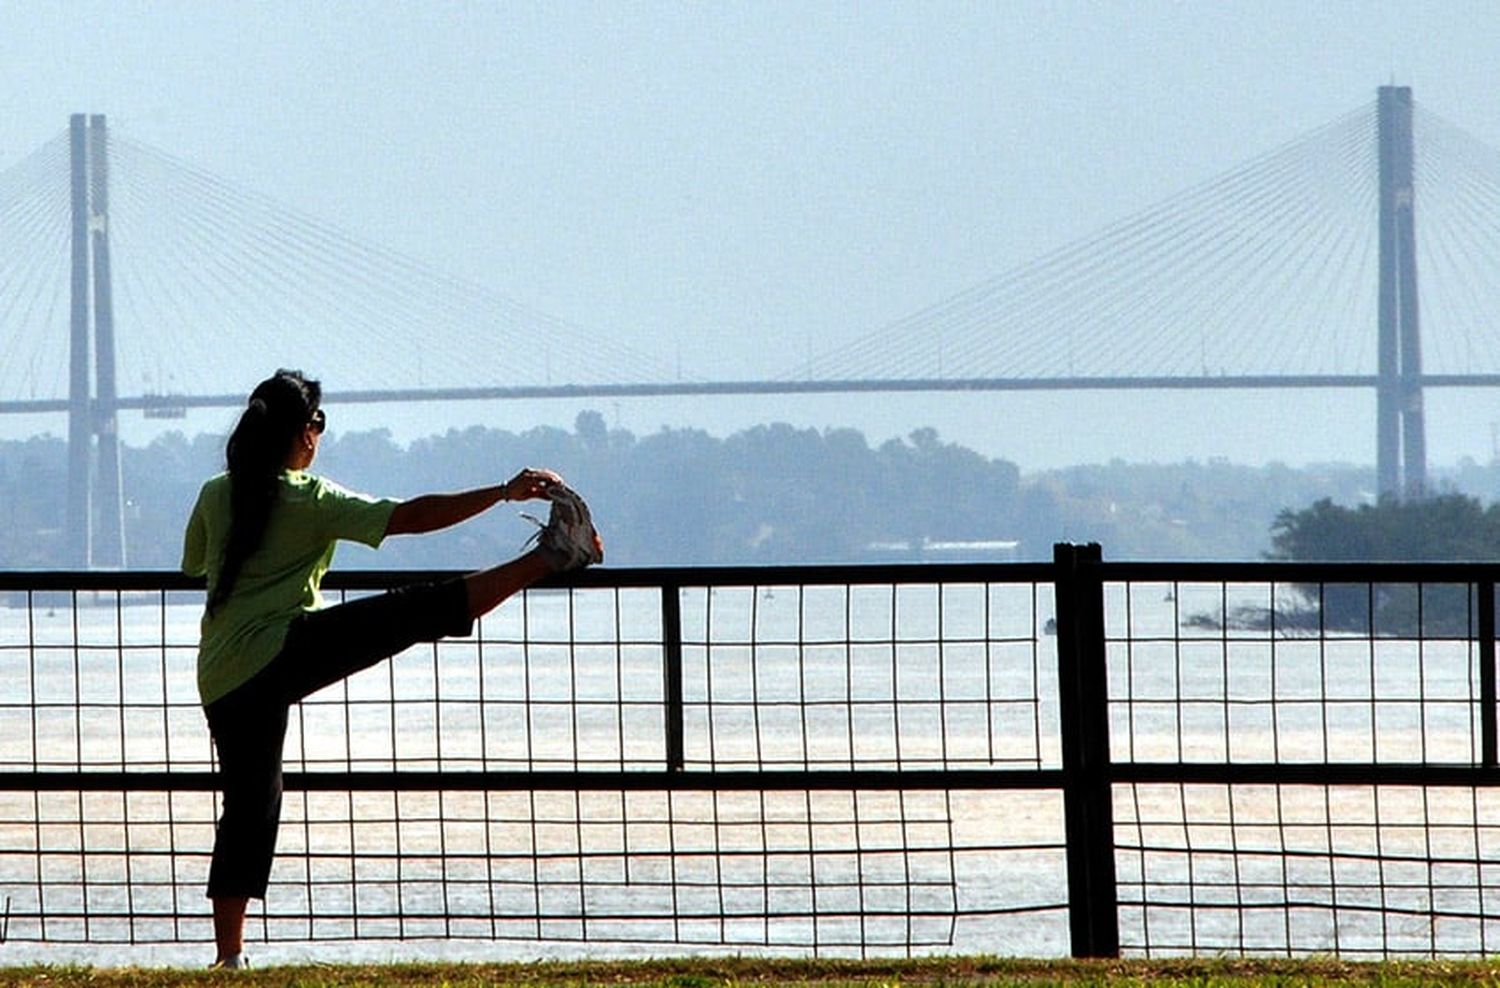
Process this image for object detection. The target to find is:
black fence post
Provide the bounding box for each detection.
[1480,579,1497,768]
[1053,542,1120,957]
[662,580,685,772]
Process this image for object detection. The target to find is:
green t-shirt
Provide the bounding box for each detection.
[181,470,399,705]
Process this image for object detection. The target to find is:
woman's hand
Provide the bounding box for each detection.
[504,467,564,501]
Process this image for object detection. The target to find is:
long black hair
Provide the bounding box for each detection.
[208,369,321,615]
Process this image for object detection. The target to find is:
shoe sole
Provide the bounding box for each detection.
[542,486,603,568]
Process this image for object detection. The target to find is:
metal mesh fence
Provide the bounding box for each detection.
[5,559,1499,959]
[0,567,1065,956]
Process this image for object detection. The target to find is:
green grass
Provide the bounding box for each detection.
[4,958,1500,987]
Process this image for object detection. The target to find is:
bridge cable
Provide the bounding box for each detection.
[789,105,1381,383]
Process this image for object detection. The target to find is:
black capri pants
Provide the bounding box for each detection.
[203,579,471,899]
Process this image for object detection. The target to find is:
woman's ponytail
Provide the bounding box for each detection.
[208,370,321,615]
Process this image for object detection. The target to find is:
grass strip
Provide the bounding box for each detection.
[3,957,1500,987]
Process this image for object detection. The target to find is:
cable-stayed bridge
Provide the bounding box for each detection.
[4,86,1500,566]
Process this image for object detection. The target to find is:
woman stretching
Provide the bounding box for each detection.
[181,369,602,969]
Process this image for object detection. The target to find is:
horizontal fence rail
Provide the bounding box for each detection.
[0,550,1497,959]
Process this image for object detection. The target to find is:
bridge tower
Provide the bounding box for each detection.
[1376,86,1425,500]
[65,113,126,568]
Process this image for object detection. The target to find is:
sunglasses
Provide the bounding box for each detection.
[309,409,327,434]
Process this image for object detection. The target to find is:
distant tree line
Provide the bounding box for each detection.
[8,409,1497,571]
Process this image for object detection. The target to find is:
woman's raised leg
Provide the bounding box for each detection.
[463,547,555,617]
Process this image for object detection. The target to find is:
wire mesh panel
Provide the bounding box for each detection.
[263,787,968,950]
[0,789,217,945]
[1116,783,1500,957]
[1101,564,1500,958]
[0,783,1064,954]
[0,567,1062,957]
[289,585,670,774]
[0,588,210,773]
[676,580,1059,772]
[1105,577,1484,766]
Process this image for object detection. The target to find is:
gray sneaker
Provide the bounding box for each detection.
[530,484,603,570]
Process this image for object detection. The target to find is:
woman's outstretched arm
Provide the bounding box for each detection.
[385,467,561,536]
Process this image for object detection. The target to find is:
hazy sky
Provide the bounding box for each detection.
[3,1,1499,470]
